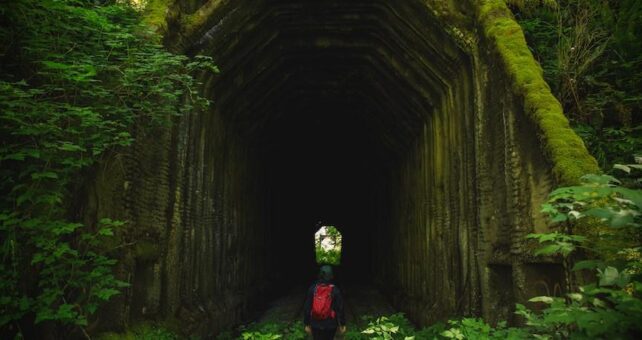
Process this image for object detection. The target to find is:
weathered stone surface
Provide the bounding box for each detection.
[88,0,600,336]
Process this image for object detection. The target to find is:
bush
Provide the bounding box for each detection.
[238,321,307,340]
[0,0,215,337]
[513,0,642,169]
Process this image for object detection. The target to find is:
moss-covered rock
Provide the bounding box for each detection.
[478,0,599,185]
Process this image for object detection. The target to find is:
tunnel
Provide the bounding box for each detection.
[184,0,477,322]
[87,0,599,336]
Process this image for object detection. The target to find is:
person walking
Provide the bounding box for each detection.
[303,265,346,339]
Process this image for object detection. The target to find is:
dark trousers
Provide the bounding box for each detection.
[312,327,336,340]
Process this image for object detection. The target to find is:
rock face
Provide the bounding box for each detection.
[90,0,599,336]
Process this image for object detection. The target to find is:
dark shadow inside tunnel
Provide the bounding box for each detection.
[186,0,481,328]
[259,100,395,288]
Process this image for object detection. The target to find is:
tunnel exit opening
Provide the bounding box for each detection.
[314,224,343,266]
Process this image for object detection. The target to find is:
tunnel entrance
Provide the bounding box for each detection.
[115,0,592,335]
[187,0,478,328]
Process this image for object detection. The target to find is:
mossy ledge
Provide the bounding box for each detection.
[478,0,599,185]
[141,0,229,48]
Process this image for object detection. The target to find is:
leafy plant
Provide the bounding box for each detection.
[574,125,642,169]
[96,322,180,340]
[315,225,342,265]
[504,0,558,14]
[238,321,306,340]
[514,0,642,170]
[515,160,642,338]
[360,315,413,340]
[0,0,215,337]
[441,318,529,340]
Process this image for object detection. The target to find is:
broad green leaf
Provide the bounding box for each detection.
[581,174,620,185]
[535,244,562,256]
[583,208,614,220]
[573,260,603,271]
[609,210,635,228]
[95,288,120,300]
[614,164,631,173]
[598,266,620,286]
[31,171,58,180]
[57,142,85,152]
[567,293,583,301]
[53,222,83,235]
[550,213,568,223]
[529,296,555,304]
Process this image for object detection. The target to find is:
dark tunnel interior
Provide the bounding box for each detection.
[221,47,433,290]
[189,0,475,320]
[260,98,394,287]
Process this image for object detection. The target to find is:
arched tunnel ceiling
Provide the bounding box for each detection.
[189,0,471,157]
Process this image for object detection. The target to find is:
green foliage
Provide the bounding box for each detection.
[515,281,642,339]
[97,322,180,340]
[536,165,642,235]
[441,318,528,340]
[359,315,414,340]
[527,232,587,257]
[237,321,306,340]
[504,0,558,14]
[516,162,642,338]
[574,125,642,169]
[479,0,599,185]
[236,314,523,340]
[410,161,642,339]
[0,0,215,336]
[315,248,341,266]
[514,0,642,170]
[314,226,342,265]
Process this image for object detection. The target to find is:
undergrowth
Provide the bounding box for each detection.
[512,0,642,169]
[0,0,215,337]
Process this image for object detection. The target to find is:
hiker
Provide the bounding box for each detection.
[303,265,346,339]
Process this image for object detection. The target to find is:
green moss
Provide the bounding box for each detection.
[478,0,599,185]
[179,0,226,40]
[142,0,173,31]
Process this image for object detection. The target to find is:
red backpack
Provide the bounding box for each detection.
[311,283,336,320]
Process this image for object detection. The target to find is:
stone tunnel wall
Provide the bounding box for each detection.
[87,99,272,335]
[375,45,479,324]
[85,0,600,336]
[373,0,599,327]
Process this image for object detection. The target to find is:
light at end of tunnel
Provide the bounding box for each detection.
[314,225,342,265]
